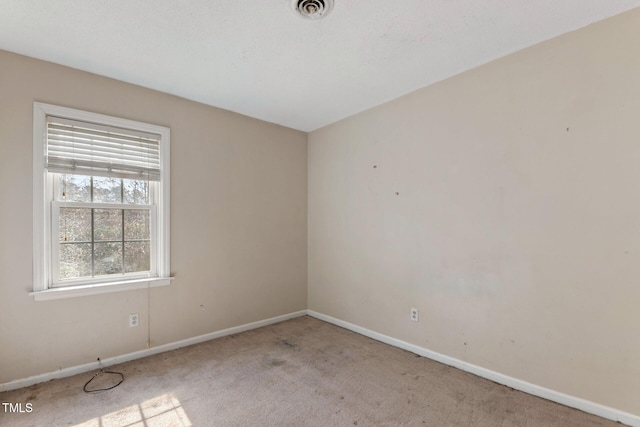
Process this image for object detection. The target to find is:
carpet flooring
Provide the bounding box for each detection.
[0,316,620,426]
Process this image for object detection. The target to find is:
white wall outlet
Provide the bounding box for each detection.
[129,313,140,328]
[410,308,419,322]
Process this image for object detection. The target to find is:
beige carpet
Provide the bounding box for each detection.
[0,316,619,426]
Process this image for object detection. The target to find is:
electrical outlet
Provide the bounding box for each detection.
[129,313,140,328]
[410,308,419,322]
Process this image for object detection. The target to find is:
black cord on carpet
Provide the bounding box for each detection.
[83,358,124,393]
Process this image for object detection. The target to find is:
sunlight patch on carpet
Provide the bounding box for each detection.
[73,393,191,427]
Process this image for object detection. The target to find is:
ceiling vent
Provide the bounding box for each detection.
[292,0,334,20]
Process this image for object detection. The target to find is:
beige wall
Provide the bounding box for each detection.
[308,9,640,415]
[0,51,307,382]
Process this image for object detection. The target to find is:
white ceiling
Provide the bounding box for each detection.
[1,1,639,131]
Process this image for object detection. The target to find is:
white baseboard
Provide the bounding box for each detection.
[0,310,307,393]
[3,308,638,427]
[307,310,640,427]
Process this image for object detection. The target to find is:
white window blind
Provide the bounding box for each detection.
[45,116,162,181]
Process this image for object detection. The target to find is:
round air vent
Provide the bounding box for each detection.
[291,0,334,20]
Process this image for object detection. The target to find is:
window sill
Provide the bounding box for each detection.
[29,277,173,301]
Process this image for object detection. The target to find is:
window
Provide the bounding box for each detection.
[32,103,171,300]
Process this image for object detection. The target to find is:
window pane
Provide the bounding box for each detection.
[93,177,122,203]
[94,209,122,241]
[94,242,123,275]
[124,210,150,240]
[123,179,149,204]
[59,243,92,279]
[57,174,91,202]
[59,208,91,242]
[124,242,150,273]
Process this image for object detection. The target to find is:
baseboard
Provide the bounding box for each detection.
[4,309,638,427]
[307,310,640,427]
[0,309,307,393]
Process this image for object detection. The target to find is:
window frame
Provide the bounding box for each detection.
[32,102,171,301]
[51,200,156,287]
